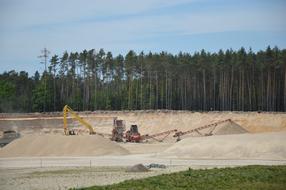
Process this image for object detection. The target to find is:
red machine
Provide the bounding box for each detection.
[125,125,141,143]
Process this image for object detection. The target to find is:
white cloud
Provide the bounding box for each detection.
[0,0,196,29]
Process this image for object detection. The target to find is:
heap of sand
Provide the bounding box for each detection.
[126,164,149,172]
[179,119,249,137]
[0,134,129,157]
[212,120,248,135]
[161,132,286,160]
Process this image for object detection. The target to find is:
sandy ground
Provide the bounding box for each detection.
[0,165,198,190]
[1,155,285,168]
[0,157,285,190]
[0,111,286,190]
[1,132,286,190]
[162,132,286,160]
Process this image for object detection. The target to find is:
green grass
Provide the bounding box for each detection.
[74,165,286,190]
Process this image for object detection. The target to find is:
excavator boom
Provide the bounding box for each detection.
[63,105,96,135]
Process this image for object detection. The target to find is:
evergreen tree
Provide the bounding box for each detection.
[0,47,285,112]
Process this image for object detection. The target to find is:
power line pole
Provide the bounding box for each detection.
[39,48,50,72]
[38,48,50,112]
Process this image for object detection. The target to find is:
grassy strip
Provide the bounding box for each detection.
[74,165,286,190]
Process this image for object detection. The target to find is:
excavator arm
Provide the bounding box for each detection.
[63,105,96,135]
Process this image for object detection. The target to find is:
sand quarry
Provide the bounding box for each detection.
[0,111,286,190]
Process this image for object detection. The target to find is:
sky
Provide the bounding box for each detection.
[0,0,286,75]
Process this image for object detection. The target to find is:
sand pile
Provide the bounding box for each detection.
[126,164,149,172]
[178,120,249,138]
[0,134,129,157]
[161,132,286,160]
[212,120,248,135]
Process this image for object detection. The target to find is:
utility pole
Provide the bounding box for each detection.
[39,48,50,72]
[38,48,50,112]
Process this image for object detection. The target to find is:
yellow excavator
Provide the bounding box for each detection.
[63,105,96,135]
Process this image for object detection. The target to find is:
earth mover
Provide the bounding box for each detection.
[63,105,96,135]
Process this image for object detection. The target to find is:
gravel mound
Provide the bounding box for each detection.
[0,134,129,157]
[126,164,149,172]
[213,120,248,135]
[162,132,286,160]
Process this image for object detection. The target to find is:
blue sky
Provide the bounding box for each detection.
[0,0,286,74]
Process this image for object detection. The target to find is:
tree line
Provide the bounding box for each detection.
[0,46,285,113]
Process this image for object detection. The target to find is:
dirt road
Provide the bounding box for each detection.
[1,155,286,168]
